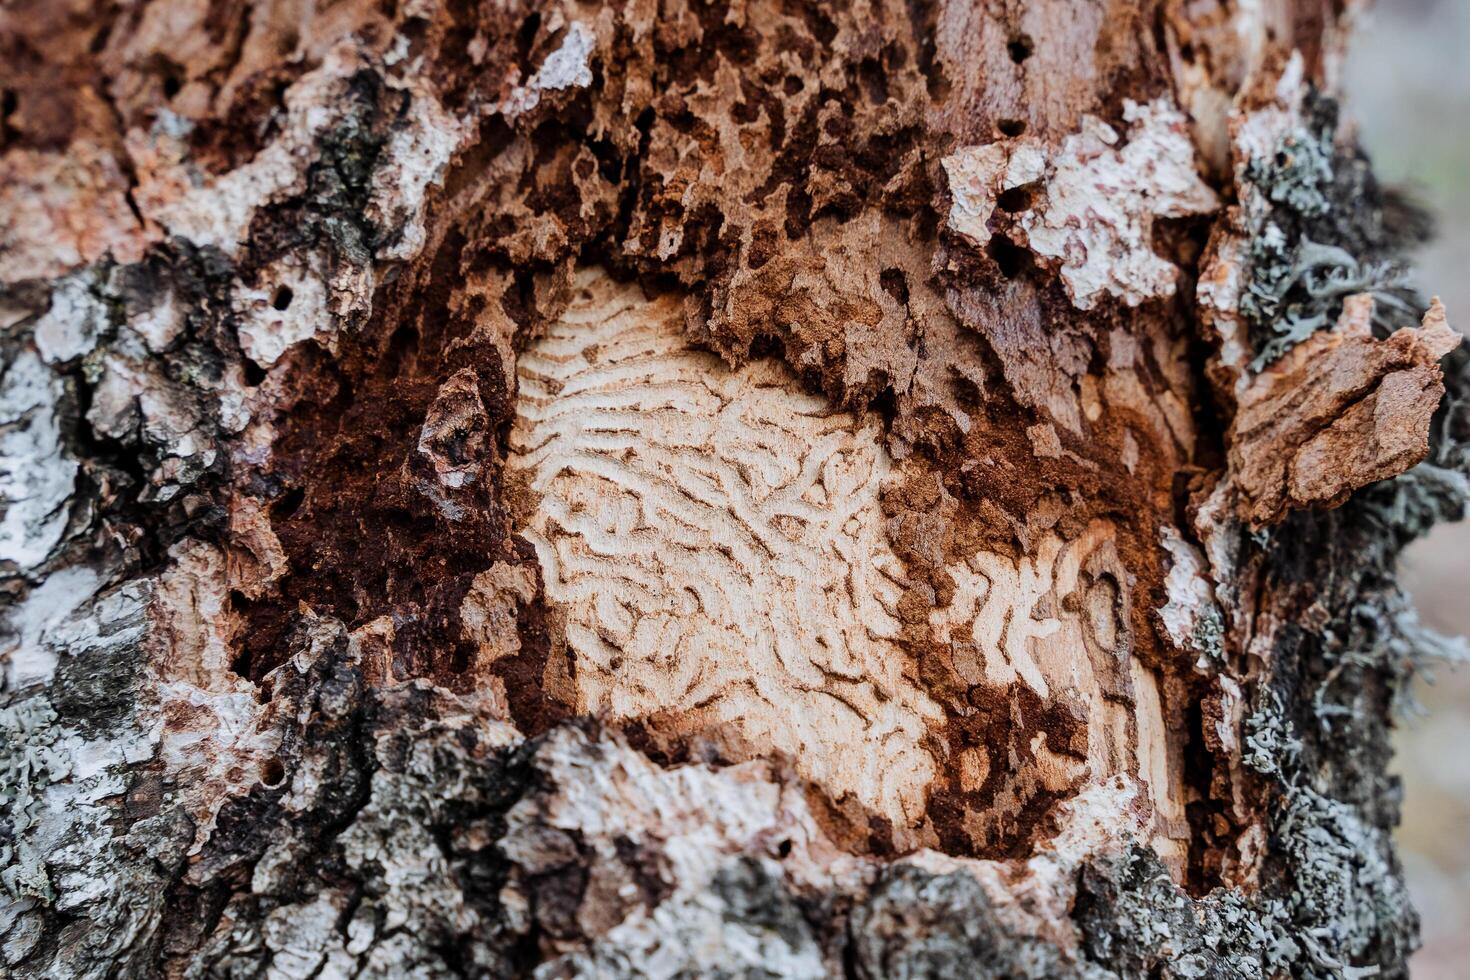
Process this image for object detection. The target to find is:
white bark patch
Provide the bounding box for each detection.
[230,71,461,367]
[503,725,860,977]
[1,566,102,689]
[579,880,828,980]
[940,141,1046,247]
[130,109,305,258]
[233,254,340,368]
[261,892,350,980]
[0,350,77,572]
[127,44,470,368]
[500,22,596,116]
[32,276,108,364]
[0,572,153,935]
[503,725,863,894]
[509,268,942,825]
[1158,525,1217,650]
[506,726,1149,964]
[368,76,467,262]
[1022,100,1220,308]
[942,100,1219,310]
[86,347,223,501]
[130,45,369,255]
[129,286,186,353]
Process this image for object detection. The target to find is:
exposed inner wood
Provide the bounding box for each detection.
[508,268,1184,857]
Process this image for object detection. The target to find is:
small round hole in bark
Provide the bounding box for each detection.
[997,118,1026,137]
[271,285,293,311]
[162,74,182,99]
[259,757,285,786]
[242,359,267,387]
[1008,35,1034,64]
[271,486,306,520]
[996,186,1034,213]
[987,236,1032,278]
[879,268,910,305]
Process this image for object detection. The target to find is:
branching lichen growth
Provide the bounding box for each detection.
[1241,95,1422,369]
[1241,694,1302,778]
[1185,90,1470,978]
[1201,353,1470,980]
[1078,692,1408,978]
[1190,603,1228,671]
[1244,237,1416,369]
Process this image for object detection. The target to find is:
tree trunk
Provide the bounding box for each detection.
[1,1,1465,977]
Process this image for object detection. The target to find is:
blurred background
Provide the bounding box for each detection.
[1345,0,1470,975]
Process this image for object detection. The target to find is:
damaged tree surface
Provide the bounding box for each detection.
[1,1,1467,977]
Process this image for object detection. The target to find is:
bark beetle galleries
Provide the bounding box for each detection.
[507,270,1175,859]
[0,1,1464,978]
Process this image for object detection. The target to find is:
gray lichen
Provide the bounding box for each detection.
[1244,236,1415,369]
[1075,772,1408,980]
[1167,86,1470,980]
[1240,95,1422,369]
[850,865,1083,980]
[1191,602,1228,671]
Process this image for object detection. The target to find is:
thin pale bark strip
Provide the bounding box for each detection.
[1,2,1466,978]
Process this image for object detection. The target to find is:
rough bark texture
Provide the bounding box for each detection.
[1,1,1467,978]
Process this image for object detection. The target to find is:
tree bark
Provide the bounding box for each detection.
[1,1,1465,977]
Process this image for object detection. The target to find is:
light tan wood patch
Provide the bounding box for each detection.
[508,269,1180,844]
